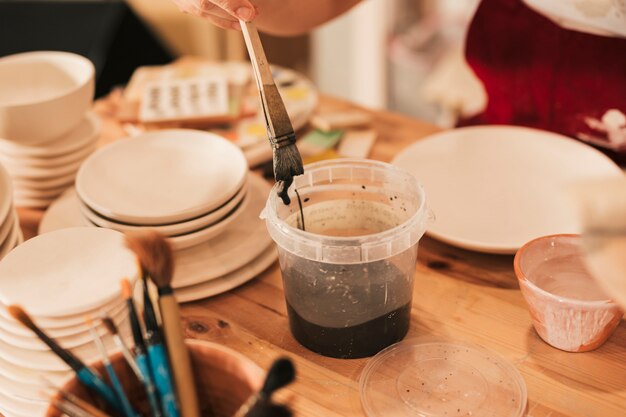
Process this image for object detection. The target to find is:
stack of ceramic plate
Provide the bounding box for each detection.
[0,51,96,209]
[0,227,136,417]
[0,164,23,261]
[41,129,278,303]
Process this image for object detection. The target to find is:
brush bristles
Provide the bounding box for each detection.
[272,141,304,182]
[120,278,132,300]
[101,316,118,336]
[262,357,296,397]
[7,305,35,330]
[125,231,174,289]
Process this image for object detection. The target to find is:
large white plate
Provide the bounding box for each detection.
[76,129,248,225]
[41,174,274,292]
[0,228,137,316]
[523,0,626,38]
[392,126,623,254]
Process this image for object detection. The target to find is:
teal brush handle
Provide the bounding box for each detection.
[136,351,163,417]
[147,344,180,417]
[103,362,141,417]
[76,367,123,412]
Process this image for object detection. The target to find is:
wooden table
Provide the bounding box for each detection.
[18,95,626,417]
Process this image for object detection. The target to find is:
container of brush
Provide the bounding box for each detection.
[45,340,264,417]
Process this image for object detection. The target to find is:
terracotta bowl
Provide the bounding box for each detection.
[514,234,623,352]
[45,340,264,417]
[0,51,94,145]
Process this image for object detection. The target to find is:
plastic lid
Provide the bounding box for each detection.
[360,339,527,417]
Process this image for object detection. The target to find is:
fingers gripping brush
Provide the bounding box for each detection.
[7,306,122,413]
[126,231,204,417]
[240,20,304,204]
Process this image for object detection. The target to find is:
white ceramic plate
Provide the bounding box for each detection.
[79,177,249,236]
[392,126,623,254]
[12,194,58,209]
[523,0,626,38]
[174,246,278,303]
[0,215,20,259]
[0,111,100,158]
[0,390,45,417]
[0,164,12,228]
[13,183,70,199]
[0,227,138,316]
[0,154,84,178]
[0,141,96,170]
[0,312,129,352]
[0,354,71,386]
[76,129,248,225]
[11,170,76,191]
[42,174,274,289]
[0,208,16,250]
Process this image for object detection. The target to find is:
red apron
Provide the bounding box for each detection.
[462,0,626,161]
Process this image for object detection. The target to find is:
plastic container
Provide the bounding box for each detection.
[359,338,528,417]
[514,234,623,352]
[262,159,429,358]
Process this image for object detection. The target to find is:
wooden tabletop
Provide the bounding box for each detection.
[18,95,626,417]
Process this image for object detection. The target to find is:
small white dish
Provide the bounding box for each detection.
[0,51,95,145]
[76,129,248,225]
[11,170,76,191]
[0,354,71,386]
[41,174,274,290]
[79,177,249,236]
[0,164,12,228]
[0,227,138,317]
[174,246,277,303]
[0,111,100,158]
[0,312,129,352]
[392,126,623,254]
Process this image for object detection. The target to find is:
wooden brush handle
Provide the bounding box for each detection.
[240,20,294,142]
[159,295,203,417]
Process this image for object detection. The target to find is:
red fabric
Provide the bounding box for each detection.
[462,0,626,156]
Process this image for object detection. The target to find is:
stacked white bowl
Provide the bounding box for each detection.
[0,164,22,261]
[0,51,97,208]
[0,228,136,417]
[41,129,277,302]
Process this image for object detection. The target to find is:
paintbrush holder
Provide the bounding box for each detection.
[45,340,264,417]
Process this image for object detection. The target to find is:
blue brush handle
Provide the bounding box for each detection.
[136,352,163,417]
[147,344,180,417]
[76,367,123,412]
[104,362,140,417]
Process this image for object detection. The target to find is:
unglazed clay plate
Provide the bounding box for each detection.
[0,208,16,251]
[0,141,96,170]
[0,354,71,386]
[0,227,138,316]
[76,129,248,225]
[392,126,623,254]
[0,164,12,229]
[79,177,249,236]
[0,112,100,159]
[41,174,274,290]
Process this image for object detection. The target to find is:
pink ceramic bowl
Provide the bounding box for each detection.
[514,234,623,352]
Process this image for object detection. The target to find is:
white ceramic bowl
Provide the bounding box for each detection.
[0,51,94,145]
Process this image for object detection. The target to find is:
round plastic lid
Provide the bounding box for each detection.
[360,339,527,417]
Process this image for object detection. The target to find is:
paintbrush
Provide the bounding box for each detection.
[41,377,113,417]
[85,316,139,417]
[134,257,180,417]
[7,305,121,412]
[233,357,296,417]
[240,20,304,205]
[49,395,96,417]
[102,311,162,417]
[126,231,203,417]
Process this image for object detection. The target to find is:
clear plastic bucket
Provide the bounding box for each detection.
[262,159,430,358]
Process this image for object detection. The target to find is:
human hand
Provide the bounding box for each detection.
[171,0,258,30]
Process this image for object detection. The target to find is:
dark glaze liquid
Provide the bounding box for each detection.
[287,302,411,359]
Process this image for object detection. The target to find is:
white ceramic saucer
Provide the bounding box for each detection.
[392,126,623,254]
[0,313,129,352]
[0,112,100,159]
[76,129,248,225]
[0,155,84,178]
[0,141,96,170]
[11,170,76,190]
[42,174,274,291]
[79,177,249,236]
[0,227,138,317]
[174,246,277,303]
[0,163,12,227]
[14,183,70,199]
